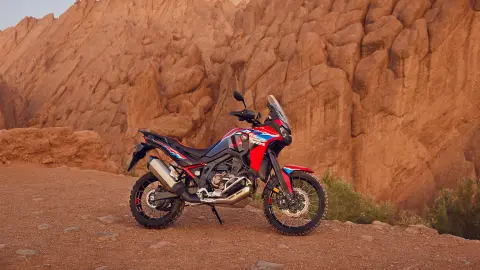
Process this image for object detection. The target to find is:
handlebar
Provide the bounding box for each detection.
[230,109,261,126]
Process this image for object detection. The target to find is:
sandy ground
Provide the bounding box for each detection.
[0,164,479,270]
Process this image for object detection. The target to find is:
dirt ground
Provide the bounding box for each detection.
[1,164,479,270]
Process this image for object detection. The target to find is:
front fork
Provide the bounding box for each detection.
[266,149,294,200]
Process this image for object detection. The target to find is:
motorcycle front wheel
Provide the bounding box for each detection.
[262,171,328,236]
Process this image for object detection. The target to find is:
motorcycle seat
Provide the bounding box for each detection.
[139,129,217,159]
[172,143,217,159]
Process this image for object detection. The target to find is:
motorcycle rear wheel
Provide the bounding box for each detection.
[262,171,328,236]
[129,172,184,229]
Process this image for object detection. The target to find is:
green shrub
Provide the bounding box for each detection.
[396,209,430,226]
[429,178,480,240]
[320,170,396,224]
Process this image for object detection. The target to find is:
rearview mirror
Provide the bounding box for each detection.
[233,90,244,102]
[233,90,247,108]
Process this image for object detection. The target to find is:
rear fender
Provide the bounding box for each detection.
[127,142,154,172]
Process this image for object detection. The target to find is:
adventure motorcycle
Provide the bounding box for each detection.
[127,91,327,235]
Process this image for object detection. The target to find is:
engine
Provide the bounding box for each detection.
[207,158,248,197]
[211,172,235,190]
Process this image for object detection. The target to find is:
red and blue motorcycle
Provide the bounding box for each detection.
[127,91,327,235]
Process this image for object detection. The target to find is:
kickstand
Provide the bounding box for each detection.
[210,205,223,225]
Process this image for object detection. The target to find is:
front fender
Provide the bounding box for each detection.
[262,165,315,199]
[282,165,314,175]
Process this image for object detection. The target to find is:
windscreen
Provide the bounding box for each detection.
[267,95,290,129]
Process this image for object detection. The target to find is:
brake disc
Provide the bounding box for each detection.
[145,189,170,210]
[281,188,310,218]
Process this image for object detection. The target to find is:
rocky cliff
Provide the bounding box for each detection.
[0,0,479,209]
[0,127,118,172]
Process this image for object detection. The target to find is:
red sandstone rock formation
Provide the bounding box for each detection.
[0,76,26,129]
[0,127,118,172]
[1,0,479,209]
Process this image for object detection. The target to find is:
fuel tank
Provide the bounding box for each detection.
[205,128,250,158]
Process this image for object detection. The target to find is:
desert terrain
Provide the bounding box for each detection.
[1,164,479,270]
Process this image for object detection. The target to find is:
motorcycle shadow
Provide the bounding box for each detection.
[124,204,274,234]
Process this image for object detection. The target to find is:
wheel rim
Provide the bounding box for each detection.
[280,187,310,218]
[267,177,323,228]
[134,178,174,220]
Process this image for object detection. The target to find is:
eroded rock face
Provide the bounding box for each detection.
[0,0,479,210]
[0,76,26,129]
[0,127,118,172]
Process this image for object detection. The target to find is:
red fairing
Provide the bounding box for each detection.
[284,165,314,173]
[274,119,284,127]
[281,170,293,194]
[249,146,266,171]
[248,126,282,171]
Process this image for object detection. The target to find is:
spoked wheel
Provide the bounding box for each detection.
[129,173,184,229]
[263,172,328,236]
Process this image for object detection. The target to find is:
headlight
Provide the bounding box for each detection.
[280,127,289,138]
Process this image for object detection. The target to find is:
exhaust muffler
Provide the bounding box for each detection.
[147,157,200,203]
[146,157,177,192]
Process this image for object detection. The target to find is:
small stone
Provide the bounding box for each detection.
[277,244,289,249]
[80,214,92,220]
[16,249,39,256]
[37,223,51,230]
[0,244,6,249]
[33,198,44,202]
[245,205,262,214]
[333,228,341,232]
[97,215,118,224]
[32,211,44,215]
[250,261,284,270]
[372,221,390,226]
[405,228,419,234]
[464,260,470,265]
[344,221,355,226]
[42,157,54,164]
[410,224,438,234]
[149,241,170,249]
[95,266,108,270]
[443,234,465,241]
[97,232,118,241]
[64,226,80,233]
[360,235,373,242]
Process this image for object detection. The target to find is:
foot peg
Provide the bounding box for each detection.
[210,206,223,225]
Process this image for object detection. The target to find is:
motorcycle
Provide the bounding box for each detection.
[127,91,327,235]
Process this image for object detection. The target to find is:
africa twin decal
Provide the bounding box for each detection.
[242,129,281,146]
